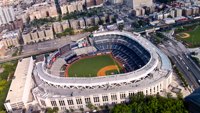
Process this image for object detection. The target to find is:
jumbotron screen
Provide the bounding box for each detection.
[58,44,71,55]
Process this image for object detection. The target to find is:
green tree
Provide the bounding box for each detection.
[70,109,74,113]
[65,109,70,113]
[0,111,6,113]
[118,24,124,31]
[46,108,53,113]
[86,103,95,110]
[111,92,188,113]
[98,20,103,25]
[111,104,131,113]
[176,92,183,100]
[112,17,117,23]
[80,108,84,113]
[46,107,58,113]
[167,92,172,98]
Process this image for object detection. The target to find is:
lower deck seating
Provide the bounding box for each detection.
[93,35,150,72]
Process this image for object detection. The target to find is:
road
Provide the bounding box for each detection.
[0,33,90,63]
[161,33,200,89]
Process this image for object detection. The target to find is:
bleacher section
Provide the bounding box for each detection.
[93,34,151,72]
[50,58,66,76]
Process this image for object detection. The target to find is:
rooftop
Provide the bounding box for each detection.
[6,57,34,104]
[0,29,20,39]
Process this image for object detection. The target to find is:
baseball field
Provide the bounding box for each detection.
[176,25,200,47]
[66,54,123,77]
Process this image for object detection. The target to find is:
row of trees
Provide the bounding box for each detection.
[45,92,187,113]
[111,92,188,113]
[62,7,103,20]
[83,26,99,32]
[30,17,57,27]
[0,61,18,112]
[56,28,75,38]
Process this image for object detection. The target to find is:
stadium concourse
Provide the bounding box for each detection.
[4,31,173,112]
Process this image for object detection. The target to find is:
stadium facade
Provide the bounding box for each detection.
[5,31,173,112]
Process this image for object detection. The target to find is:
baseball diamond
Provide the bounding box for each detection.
[30,31,172,112]
[66,54,123,77]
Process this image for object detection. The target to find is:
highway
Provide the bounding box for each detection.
[161,34,200,89]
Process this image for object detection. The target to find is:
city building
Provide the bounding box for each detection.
[43,25,54,40]
[169,10,175,18]
[69,19,79,29]
[0,6,15,25]
[61,20,70,30]
[22,25,54,45]
[78,18,86,29]
[4,57,35,112]
[163,12,170,19]
[84,17,94,26]
[61,1,84,14]
[95,0,104,5]
[155,12,164,20]
[85,0,103,9]
[85,0,95,8]
[175,8,183,17]
[37,29,45,40]
[15,11,28,24]
[182,7,193,16]
[192,7,199,15]
[22,30,32,45]
[53,22,63,34]
[0,30,20,48]
[94,16,100,25]
[109,14,115,23]
[133,8,145,16]
[125,0,153,9]
[30,29,39,41]
[0,43,6,56]
[0,19,24,33]
[28,2,58,21]
[99,15,106,24]
[108,0,123,4]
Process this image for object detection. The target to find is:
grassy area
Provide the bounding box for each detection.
[83,26,99,32]
[68,55,122,77]
[176,25,200,47]
[30,17,57,27]
[56,28,75,38]
[0,61,17,112]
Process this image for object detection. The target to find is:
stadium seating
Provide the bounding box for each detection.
[93,34,151,72]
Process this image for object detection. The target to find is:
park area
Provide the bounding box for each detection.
[66,54,123,77]
[0,61,17,113]
[175,25,200,48]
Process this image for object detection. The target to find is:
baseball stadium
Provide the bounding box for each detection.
[32,31,172,111]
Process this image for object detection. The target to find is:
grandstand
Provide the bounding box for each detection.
[31,31,172,112]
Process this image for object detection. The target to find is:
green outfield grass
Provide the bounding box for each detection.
[67,54,122,77]
[176,26,200,47]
